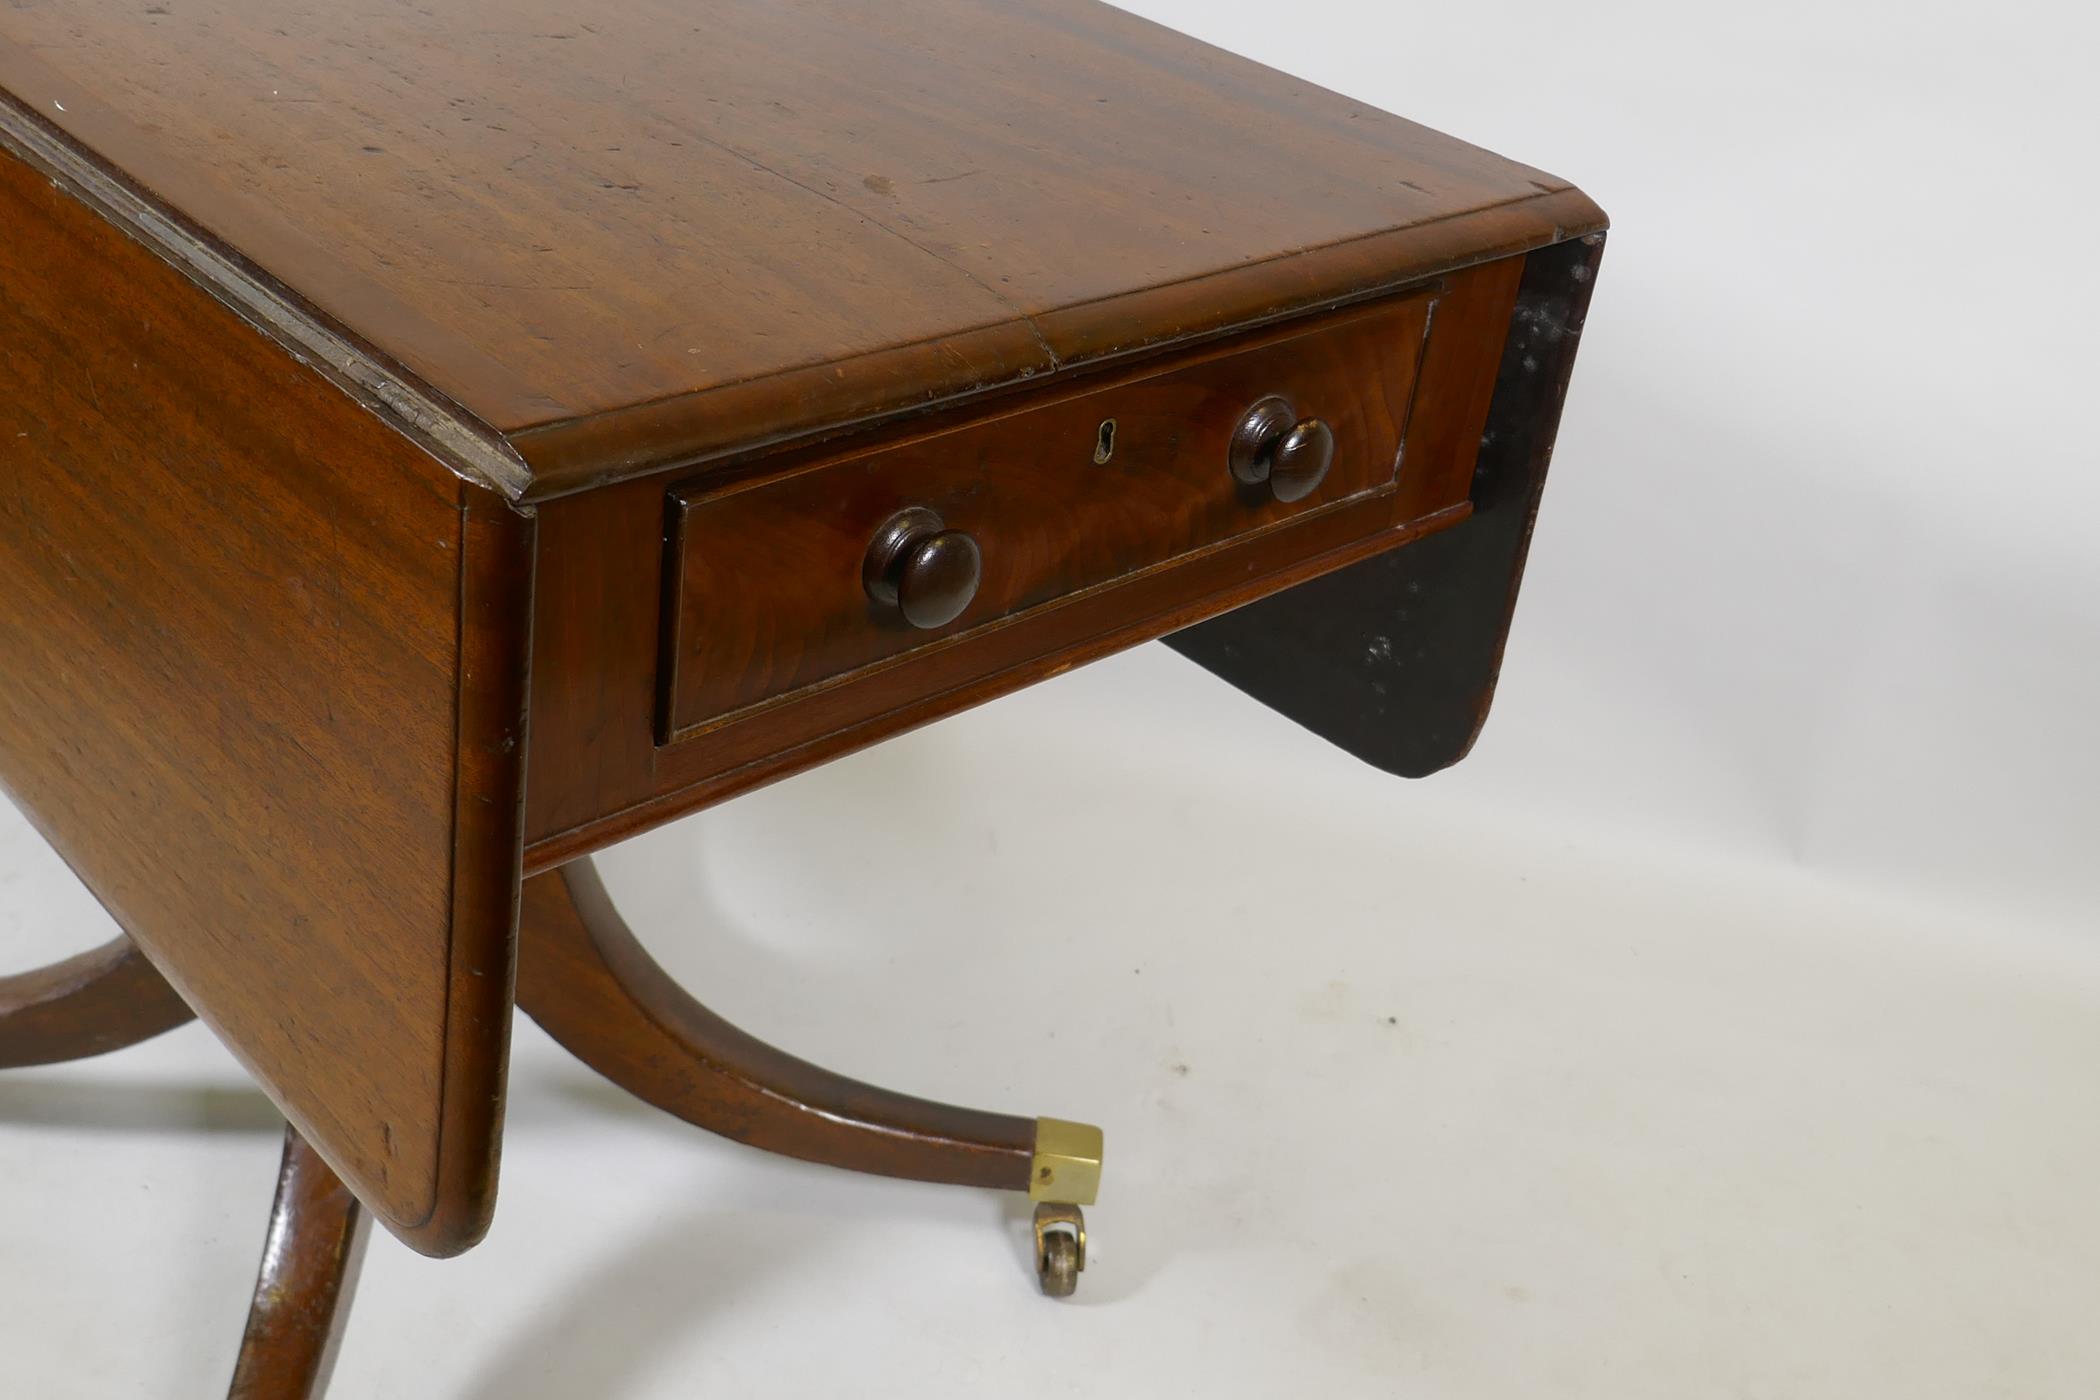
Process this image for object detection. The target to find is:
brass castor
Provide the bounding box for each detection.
[1033,1201,1087,1298]
[1028,1118,1100,1298]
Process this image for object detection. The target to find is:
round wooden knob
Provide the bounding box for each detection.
[1229,396,1336,503]
[863,506,982,630]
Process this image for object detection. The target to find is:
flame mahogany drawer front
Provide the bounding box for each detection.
[661,288,1449,739]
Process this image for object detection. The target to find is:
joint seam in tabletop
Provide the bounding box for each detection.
[419,490,477,1243]
[0,88,530,500]
[664,123,1063,371]
[408,483,537,1252]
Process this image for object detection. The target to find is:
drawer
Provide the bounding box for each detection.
[660,289,1442,739]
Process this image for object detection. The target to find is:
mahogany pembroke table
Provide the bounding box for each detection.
[0,1,1604,1391]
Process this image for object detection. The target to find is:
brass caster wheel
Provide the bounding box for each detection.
[1033,1201,1086,1299]
[1028,1118,1099,1298]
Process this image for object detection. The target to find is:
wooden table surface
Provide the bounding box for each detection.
[0,0,1596,498]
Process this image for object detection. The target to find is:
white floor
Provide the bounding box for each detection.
[5,640,2098,1397]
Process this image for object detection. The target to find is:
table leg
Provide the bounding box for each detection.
[227,1125,371,1400]
[2,942,367,1391]
[0,936,195,1067]
[517,857,1101,1294]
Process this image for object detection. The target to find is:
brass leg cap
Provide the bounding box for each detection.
[1029,1117,1103,1205]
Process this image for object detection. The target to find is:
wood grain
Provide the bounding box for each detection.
[0,0,1601,496]
[0,137,532,1255]
[663,290,1435,735]
[527,492,1469,870]
[0,0,1605,1292]
[518,860,1037,1190]
[227,1126,372,1400]
[0,938,196,1068]
[521,254,1532,866]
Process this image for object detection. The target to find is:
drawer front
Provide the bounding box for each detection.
[663,290,1438,738]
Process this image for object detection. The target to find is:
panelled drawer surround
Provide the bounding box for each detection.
[660,288,1447,741]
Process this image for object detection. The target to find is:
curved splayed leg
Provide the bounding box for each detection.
[226,1125,370,1399]
[0,937,194,1068]
[516,857,1100,1293]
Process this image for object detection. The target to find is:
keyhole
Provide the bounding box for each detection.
[1093,418,1117,464]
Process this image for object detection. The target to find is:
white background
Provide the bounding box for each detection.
[4,0,2097,1394]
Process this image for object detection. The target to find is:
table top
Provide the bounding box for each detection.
[0,0,1598,499]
